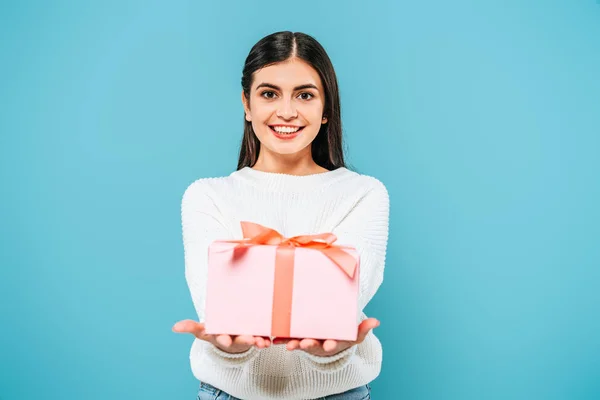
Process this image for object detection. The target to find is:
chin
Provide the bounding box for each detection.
[257,137,308,154]
[266,145,306,155]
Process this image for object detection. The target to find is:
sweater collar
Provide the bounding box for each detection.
[231,166,351,191]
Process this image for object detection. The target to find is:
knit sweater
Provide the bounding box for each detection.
[180,166,390,400]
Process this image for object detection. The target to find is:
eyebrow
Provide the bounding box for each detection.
[255,82,319,91]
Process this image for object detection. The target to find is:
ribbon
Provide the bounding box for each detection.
[214,221,358,337]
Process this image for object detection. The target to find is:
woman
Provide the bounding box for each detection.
[172,31,390,400]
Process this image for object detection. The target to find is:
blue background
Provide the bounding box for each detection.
[1,1,599,399]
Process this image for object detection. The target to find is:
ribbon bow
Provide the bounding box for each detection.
[221,221,357,279]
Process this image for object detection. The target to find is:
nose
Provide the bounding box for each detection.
[276,98,297,119]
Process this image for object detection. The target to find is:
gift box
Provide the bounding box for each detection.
[204,221,360,341]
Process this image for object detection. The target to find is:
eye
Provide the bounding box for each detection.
[299,92,314,100]
[260,91,277,99]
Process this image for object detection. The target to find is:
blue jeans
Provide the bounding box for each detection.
[196,381,371,400]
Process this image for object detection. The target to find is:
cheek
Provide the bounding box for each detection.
[307,103,326,120]
[305,126,322,142]
[250,99,272,114]
[249,108,269,130]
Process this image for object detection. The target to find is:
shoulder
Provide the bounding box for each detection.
[339,168,389,200]
[180,174,241,225]
[181,173,237,205]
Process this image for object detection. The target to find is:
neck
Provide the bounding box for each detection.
[252,151,328,176]
[233,164,348,192]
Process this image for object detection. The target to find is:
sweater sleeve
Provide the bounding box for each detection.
[333,178,390,313]
[297,179,390,372]
[181,180,259,367]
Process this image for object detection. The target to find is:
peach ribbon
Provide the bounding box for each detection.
[216,221,358,337]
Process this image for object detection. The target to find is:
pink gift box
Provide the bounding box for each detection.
[204,222,360,341]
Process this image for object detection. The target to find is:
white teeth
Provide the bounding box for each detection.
[272,126,301,134]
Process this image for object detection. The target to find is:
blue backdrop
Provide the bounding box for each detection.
[1,1,599,399]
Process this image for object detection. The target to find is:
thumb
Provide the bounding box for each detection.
[172,319,203,335]
[356,318,380,343]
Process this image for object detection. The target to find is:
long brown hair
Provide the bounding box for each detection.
[237,31,347,171]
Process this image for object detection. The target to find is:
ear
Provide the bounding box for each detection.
[322,115,328,124]
[241,90,251,122]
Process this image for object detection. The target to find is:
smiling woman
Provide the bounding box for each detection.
[237,32,345,174]
[172,31,390,400]
[243,59,327,162]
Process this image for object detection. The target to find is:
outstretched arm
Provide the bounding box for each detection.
[174,180,265,366]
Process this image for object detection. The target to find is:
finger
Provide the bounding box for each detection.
[260,336,271,347]
[356,318,380,343]
[323,339,338,353]
[255,336,266,348]
[216,334,232,348]
[172,320,211,340]
[286,339,301,351]
[234,335,255,347]
[273,337,296,345]
[172,319,203,334]
[299,339,320,350]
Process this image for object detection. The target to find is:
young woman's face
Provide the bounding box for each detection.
[242,58,328,158]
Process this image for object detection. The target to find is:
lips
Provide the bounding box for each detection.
[268,125,305,140]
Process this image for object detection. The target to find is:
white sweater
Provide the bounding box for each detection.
[180,166,390,400]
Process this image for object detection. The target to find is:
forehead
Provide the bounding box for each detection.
[253,59,323,90]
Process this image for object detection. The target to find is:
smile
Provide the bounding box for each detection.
[269,125,305,139]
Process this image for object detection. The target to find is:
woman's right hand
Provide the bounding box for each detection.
[172,319,271,354]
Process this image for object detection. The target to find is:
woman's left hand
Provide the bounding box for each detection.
[272,318,380,357]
